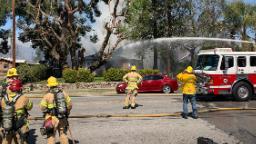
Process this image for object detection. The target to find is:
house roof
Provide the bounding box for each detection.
[0,57,26,63]
[0,57,39,65]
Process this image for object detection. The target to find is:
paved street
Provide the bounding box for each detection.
[199,97,256,144]
[26,95,243,144]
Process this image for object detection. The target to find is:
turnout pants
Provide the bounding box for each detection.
[2,125,29,144]
[47,118,69,144]
[124,89,138,107]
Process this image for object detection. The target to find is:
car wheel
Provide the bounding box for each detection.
[163,85,171,94]
[232,82,252,101]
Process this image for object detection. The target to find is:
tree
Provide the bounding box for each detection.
[0,0,11,54]
[16,0,96,69]
[121,0,190,72]
[0,0,11,26]
[224,1,256,41]
[0,29,10,54]
[88,0,128,71]
[196,0,225,37]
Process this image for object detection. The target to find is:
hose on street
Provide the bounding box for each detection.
[28,107,256,120]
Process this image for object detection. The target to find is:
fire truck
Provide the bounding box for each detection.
[194,48,256,101]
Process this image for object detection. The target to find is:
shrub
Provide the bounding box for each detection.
[103,68,128,81]
[17,64,49,83]
[17,64,34,83]
[62,68,77,83]
[103,68,161,81]
[77,68,94,82]
[31,64,48,81]
[138,69,160,76]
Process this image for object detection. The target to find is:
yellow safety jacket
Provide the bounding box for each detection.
[123,72,142,90]
[1,90,33,117]
[40,90,72,119]
[176,72,197,95]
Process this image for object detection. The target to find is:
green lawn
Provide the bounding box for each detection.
[94,77,105,82]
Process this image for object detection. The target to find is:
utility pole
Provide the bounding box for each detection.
[12,0,16,67]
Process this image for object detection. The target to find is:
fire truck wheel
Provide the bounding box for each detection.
[232,82,252,101]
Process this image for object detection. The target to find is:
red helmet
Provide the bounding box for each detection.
[9,79,23,92]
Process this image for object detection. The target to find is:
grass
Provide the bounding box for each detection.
[94,77,105,82]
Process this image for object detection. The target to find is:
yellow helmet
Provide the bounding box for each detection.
[6,68,19,77]
[47,76,59,87]
[131,65,137,71]
[185,66,193,73]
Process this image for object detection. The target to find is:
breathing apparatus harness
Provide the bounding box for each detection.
[45,87,68,119]
[2,92,28,139]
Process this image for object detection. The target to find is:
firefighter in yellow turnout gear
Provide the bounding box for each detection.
[1,68,20,97]
[177,66,198,119]
[122,66,142,109]
[40,76,72,144]
[6,68,19,84]
[1,79,33,144]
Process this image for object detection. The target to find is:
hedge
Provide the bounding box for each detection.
[103,68,160,81]
[62,68,95,83]
[62,68,77,83]
[31,64,48,82]
[77,68,94,82]
[103,68,128,81]
[17,64,48,83]
[138,69,160,76]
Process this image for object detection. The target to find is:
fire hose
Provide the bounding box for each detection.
[27,107,256,120]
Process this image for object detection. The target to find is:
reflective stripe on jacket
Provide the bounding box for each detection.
[1,93,33,116]
[176,72,197,95]
[40,91,72,112]
[123,72,142,90]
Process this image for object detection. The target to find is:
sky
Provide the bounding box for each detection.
[243,0,256,3]
[0,0,256,62]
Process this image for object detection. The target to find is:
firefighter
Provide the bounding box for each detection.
[1,68,20,95]
[1,79,33,144]
[122,65,142,109]
[40,76,72,144]
[0,68,20,143]
[176,66,198,119]
[6,68,19,83]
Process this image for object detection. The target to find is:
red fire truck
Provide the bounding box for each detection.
[194,48,256,101]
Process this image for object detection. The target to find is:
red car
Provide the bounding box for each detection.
[116,74,178,94]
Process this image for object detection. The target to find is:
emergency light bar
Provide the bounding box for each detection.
[199,48,233,54]
[214,48,233,52]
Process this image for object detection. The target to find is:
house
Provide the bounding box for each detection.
[108,55,143,69]
[84,54,98,68]
[0,57,38,76]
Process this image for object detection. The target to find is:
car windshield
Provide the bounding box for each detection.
[195,55,220,71]
[143,75,153,81]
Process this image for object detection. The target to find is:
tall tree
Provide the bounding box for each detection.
[17,0,98,68]
[122,0,190,71]
[0,0,11,26]
[224,1,256,41]
[197,0,225,37]
[89,0,128,71]
[0,0,11,54]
